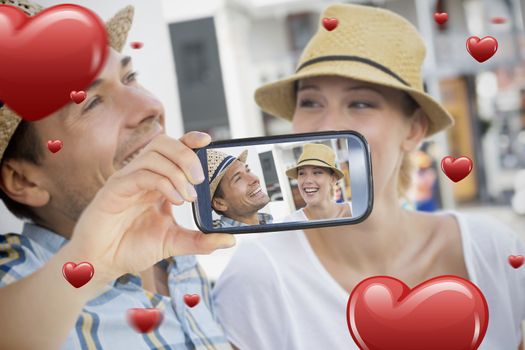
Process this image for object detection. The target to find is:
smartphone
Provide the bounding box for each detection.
[192,130,373,234]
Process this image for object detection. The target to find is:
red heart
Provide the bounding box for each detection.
[62,262,94,288]
[70,91,86,104]
[322,18,338,31]
[47,140,63,153]
[433,12,448,25]
[0,4,108,121]
[127,308,163,333]
[347,276,489,350]
[130,41,143,49]
[491,16,507,24]
[466,36,498,63]
[183,294,200,308]
[508,255,524,269]
[441,156,473,182]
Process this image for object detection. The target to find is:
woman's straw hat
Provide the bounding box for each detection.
[0,0,134,162]
[255,3,454,137]
[208,149,248,198]
[286,143,344,180]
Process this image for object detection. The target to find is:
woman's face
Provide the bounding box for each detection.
[297,165,336,206]
[292,76,426,199]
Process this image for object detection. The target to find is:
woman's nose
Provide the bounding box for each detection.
[316,109,347,132]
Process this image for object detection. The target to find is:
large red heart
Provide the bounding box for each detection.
[62,262,94,288]
[347,276,489,350]
[441,156,473,182]
[127,308,163,333]
[466,36,498,63]
[0,4,108,121]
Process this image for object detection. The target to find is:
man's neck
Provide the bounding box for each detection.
[226,212,260,225]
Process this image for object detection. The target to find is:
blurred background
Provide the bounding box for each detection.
[0,0,524,281]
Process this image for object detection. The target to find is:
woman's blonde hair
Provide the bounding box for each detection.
[397,93,420,198]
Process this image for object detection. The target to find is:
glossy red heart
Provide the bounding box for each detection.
[127,308,163,333]
[433,12,448,25]
[441,156,473,182]
[322,17,338,31]
[62,262,94,288]
[508,255,524,269]
[491,16,507,24]
[183,294,200,308]
[70,91,86,104]
[47,140,63,153]
[347,276,489,350]
[0,4,108,121]
[130,41,143,49]
[466,36,498,63]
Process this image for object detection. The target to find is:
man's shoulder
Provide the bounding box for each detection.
[0,233,41,287]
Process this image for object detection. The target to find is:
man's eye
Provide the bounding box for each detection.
[83,97,101,112]
[299,99,321,108]
[125,71,139,84]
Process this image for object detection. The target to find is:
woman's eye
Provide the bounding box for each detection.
[349,101,374,109]
[83,97,101,112]
[299,98,321,108]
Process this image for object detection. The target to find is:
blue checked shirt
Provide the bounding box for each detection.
[0,223,232,350]
[219,213,273,228]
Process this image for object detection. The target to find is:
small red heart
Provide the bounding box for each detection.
[0,4,108,121]
[509,255,524,269]
[433,12,448,25]
[491,16,507,24]
[62,261,94,288]
[347,276,489,350]
[130,41,143,49]
[322,18,338,31]
[466,36,498,63]
[441,156,473,182]
[47,140,63,153]
[127,308,163,333]
[70,90,86,104]
[183,294,200,308]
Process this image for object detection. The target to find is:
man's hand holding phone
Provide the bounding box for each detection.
[67,131,235,285]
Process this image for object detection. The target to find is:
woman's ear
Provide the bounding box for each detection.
[401,108,429,152]
[0,159,50,207]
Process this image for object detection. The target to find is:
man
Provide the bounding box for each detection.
[208,149,273,227]
[0,1,235,349]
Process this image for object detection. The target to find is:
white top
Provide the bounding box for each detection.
[213,212,525,349]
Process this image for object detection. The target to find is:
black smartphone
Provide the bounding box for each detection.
[192,130,373,234]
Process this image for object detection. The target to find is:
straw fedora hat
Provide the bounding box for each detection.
[255,3,454,137]
[286,143,344,180]
[0,0,134,162]
[208,149,248,198]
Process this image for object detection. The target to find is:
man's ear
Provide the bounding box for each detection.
[401,108,429,152]
[0,159,50,207]
[212,196,228,213]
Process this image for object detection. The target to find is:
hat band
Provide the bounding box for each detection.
[297,158,334,168]
[296,55,410,87]
[210,155,236,184]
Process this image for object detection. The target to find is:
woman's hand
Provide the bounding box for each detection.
[68,131,235,283]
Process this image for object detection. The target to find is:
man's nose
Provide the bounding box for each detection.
[116,87,164,127]
[247,172,259,185]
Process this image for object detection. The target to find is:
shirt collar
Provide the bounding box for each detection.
[21,222,68,254]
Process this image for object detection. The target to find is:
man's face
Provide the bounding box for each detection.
[212,160,270,219]
[30,48,165,220]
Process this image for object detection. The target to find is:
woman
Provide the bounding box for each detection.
[213,4,525,350]
[285,143,351,221]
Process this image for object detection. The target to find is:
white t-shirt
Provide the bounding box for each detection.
[213,212,525,349]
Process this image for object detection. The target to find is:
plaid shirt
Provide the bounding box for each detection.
[0,223,232,350]
[219,213,273,228]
